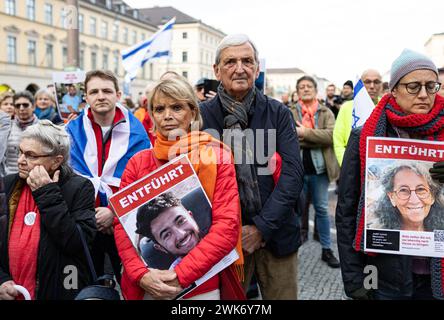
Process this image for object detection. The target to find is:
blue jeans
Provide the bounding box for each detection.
[303,173,331,249]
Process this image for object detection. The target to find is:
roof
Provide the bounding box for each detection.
[139,6,199,25]
[266,68,305,74]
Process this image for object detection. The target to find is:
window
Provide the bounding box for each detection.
[79,49,84,69]
[78,14,84,33]
[141,33,146,41]
[5,0,15,15]
[7,36,16,63]
[132,30,137,44]
[62,47,67,66]
[46,44,53,68]
[112,22,118,42]
[113,53,119,75]
[91,52,97,69]
[101,21,108,39]
[123,27,128,44]
[182,71,188,79]
[90,17,96,36]
[44,4,53,25]
[27,0,35,21]
[102,53,108,70]
[182,51,188,63]
[28,40,36,66]
[60,8,66,28]
[106,0,112,9]
[182,32,187,39]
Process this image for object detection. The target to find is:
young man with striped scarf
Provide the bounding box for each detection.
[66,70,150,284]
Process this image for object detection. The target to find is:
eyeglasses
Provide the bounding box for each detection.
[18,149,53,161]
[14,102,31,109]
[363,79,382,86]
[393,186,431,200]
[397,81,441,95]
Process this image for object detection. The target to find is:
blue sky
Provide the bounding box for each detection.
[124,0,444,86]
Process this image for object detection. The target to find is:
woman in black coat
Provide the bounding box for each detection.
[0,120,96,300]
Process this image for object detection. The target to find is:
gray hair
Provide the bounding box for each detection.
[381,163,441,198]
[21,120,71,172]
[215,34,259,65]
[35,88,56,106]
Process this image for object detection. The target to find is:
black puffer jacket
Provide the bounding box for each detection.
[0,168,96,300]
[336,126,426,297]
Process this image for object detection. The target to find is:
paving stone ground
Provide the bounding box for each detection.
[297,185,347,300]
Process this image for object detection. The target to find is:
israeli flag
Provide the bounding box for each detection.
[66,103,150,205]
[351,79,374,129]
[121,17,176,83]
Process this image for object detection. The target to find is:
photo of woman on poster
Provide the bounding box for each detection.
[372,163,444,232]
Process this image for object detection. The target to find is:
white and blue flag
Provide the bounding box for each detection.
[66,103,150,206]
[351,79,374,129]
[121,17,176,83]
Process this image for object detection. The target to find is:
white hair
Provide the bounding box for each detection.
[215,34,259,65]
[22,120,71,172]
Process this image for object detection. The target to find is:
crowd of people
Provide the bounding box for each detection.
[0,33,444,301]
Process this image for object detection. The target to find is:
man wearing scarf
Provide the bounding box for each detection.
[66,70,150,285]
[200,34,304,299]
[293,75,340,268]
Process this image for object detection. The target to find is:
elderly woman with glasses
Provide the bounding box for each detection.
[0,120,96,300]
[336,49,444,300]
[368,163,444,232]
[1,91,39,176]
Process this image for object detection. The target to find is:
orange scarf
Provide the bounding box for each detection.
[154,131,244,281]
[299,99,318,129]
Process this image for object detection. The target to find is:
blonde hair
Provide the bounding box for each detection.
[147,78,203,131]
[0,91,14,105]
[35,88,56,106]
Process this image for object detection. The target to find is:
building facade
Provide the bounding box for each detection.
[425,32,444,68]
[266,68,306,99]
[139,6,226,87]
[0,0,158,96]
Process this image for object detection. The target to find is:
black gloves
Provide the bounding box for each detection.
[430,161,444,183]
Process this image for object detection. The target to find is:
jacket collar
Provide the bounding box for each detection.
[203,89,267,133]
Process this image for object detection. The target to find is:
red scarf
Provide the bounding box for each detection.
[299,99,318,129]
[8,185,41,300]
[355,93,444,299]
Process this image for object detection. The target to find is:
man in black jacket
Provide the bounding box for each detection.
[200,34,304,299]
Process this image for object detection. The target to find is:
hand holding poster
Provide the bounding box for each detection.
[365,137,444,257]
[109,154,238,299]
